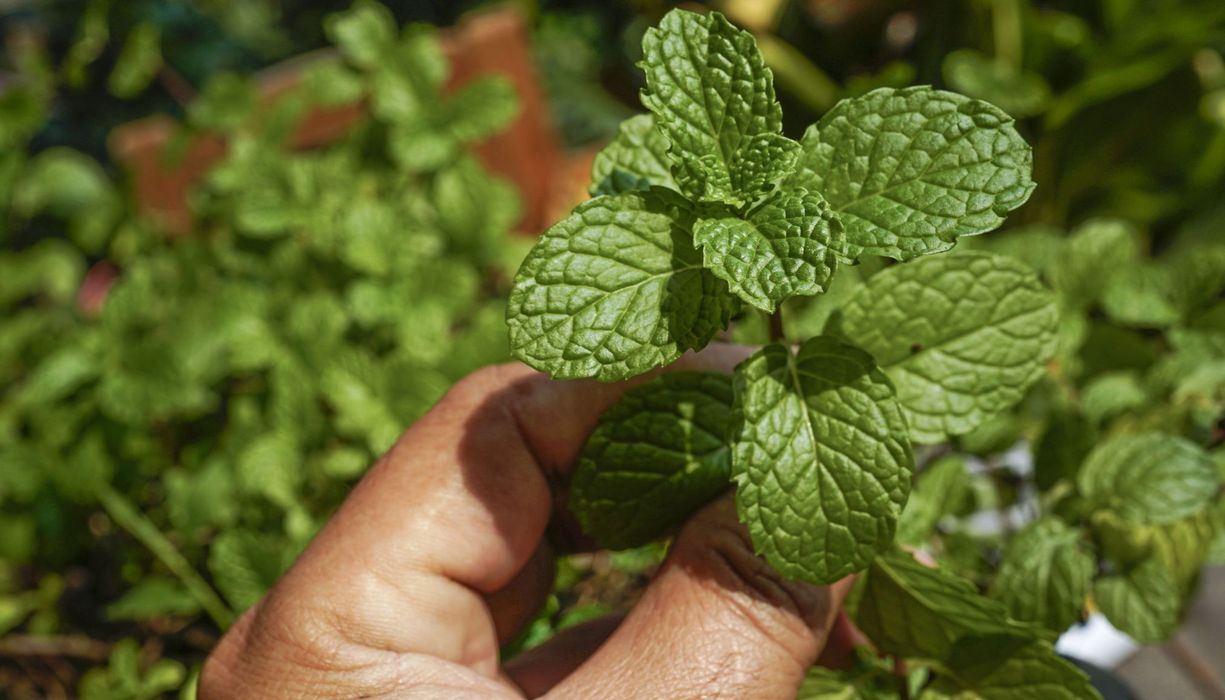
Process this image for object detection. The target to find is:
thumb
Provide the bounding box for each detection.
[546,496,853,699]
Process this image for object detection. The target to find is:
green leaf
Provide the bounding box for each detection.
[855,551,1046,663]
[1033,404,1096,490]
[325,0,397,69]
[1093,560,1181,643]
[507,190,736,381]
[208,530,294,613]
[105,577,201,621]
[798,663,901,699]
[1101,262,1181,328]
[302,59,365,107]
[589,114,678,196]
[446,76,520,144]
[895,455,971,546]
[990,518,1093,633]
[571,372,734,549]
[731,338,914,583]
[108,22,162,99]
[787,87,1034,261]
[692,188,847,312]
[433,156,521,260]
[835,252,1058,443]
[1048,219,1140,310]
[942,49,1051,119]
[1078,433,1219,525]
[1080,371,1146,424]
[235,431,303,511]
[639,9,790,204]
[1147,503,1225,587]
[923,635,1100,700]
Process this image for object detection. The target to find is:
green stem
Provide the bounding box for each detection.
[768,309,786,343]
[756,33,840,113]
[991,0,1023,71]
[97,484,235,629]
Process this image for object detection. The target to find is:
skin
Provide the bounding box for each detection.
[201,346,855,699]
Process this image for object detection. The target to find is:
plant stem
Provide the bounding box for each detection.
[768,310,785,342]
[991,0,1023,70]
[97,484,235,629]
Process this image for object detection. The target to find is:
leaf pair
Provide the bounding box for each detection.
[571,336,913,584]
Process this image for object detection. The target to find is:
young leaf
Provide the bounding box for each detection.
[589,114,678,196]
[731,337,914,584]
[639,10,791,204]
[1093,559,1181,643]
[507,190,736,381]
[835,252,1058,443]
[855,551,1047,663]
[989,518,1094,633]
[692,188,847,312]
[797,663,902,699]
[923,635,1100,700]
[571,372,734,549]
[787,87,1034,260]
[1077,433,1220,525]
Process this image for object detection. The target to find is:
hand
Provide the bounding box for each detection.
[201,347,855,699]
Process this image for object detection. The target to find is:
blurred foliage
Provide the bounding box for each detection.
[0,3,529,696]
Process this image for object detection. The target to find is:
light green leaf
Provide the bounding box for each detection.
[1048,219,1140,310]
[1101,262,1181,328]
[855,551,1046,663]
[923,635,1100,700]
[787,87,1034,260]
[589,114,677,196]
[105,577,200,621]
[1078,433,1219,525]
[208,530,293,613]
[1080,371,1146,424]
[639,10,788,204]
[990,518,1093,633]
[942,49,1051,119]
[108,22,162,99]
[1148,503,1225,587]
[731,338,914,584]
[692,188,846,312]
[446,75,520,143]
[798,664,901,699]
[836,252,1058,443]
[325,0,397,69]
[896,455,971,546]
[235,431,303,511]
[507,190,736,381]
[571,372,734,549]
[1093,560,1181,643]
[302,59,365,107]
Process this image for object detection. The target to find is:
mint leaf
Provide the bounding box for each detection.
[787,87,1034,260]
[325,0,397,69]
[507,190,736,381]
[1147,503,1225,587]
[692,188,847,312]
[640,10,791,204]
[571,372,734,549]
[798,664,901,699]
[855,551,1045,663]
[990,518,1094,633]
[731,338,914,584]
[590,114,678,196]
[835,252,1057,443]
[924,635,1100,700]
[1048,219,1140,310]
[1093,559,1181,643]
[895,455,971,546]
[1077,433,1219,525]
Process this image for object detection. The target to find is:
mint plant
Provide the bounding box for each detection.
[505,8,1222,698]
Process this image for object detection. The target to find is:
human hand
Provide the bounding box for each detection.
[201,347,855,699]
